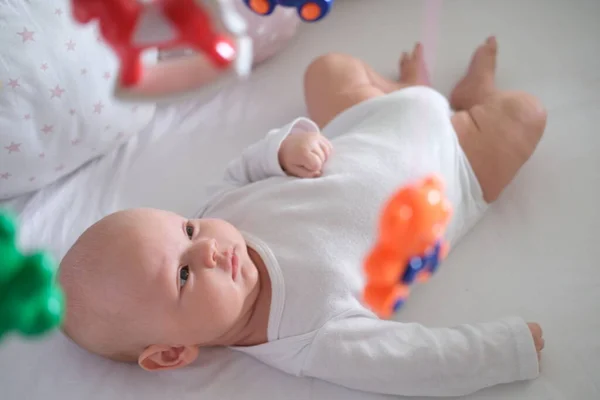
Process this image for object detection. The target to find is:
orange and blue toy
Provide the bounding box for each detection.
[363,175,453,318]
[244,0,334,22]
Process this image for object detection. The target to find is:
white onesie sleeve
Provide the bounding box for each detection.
[224,117,320,186]
[302,314,539,397]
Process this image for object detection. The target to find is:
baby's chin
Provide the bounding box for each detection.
[244,247,264,283]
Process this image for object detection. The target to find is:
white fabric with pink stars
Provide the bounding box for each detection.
[0,0,156,200]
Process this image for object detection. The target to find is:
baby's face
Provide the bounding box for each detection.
[79,209,261,351]
[137,210,259,344]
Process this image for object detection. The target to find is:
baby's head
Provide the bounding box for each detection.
[59,208,261,371]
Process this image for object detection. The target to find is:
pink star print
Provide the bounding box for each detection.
[40,63,48,71]
[38,152,45,158]
[7,78,20,89]
[0,173,11,180]
[93,101,104,114]
[69,109,76,116]
[71,138,81,146]
[41,124,54,134]
[50,85,65,99]
[4,142,21,153]
[55,164,65,172]
[17,27,35,43]
[24,114,31,120]
[65,40,76,51]
[55,8,63,16]
[81,68,87,75]
[103,72,111,80]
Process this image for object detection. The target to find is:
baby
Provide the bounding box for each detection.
[59,37,547,397]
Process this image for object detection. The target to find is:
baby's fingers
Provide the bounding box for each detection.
[527,322,545,351]
[303,151,323,172]
[293,166,319,178]
[319,137,333,160]
[310,144,326,165]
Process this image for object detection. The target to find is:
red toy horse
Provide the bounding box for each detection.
[71,0,252,100]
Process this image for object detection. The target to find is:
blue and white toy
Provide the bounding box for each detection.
[244,0,334,22]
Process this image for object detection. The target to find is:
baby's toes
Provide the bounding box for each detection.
[399,52,414,83]
[412,42,423,60]
[399,52,409,70]
[412,43,431,86]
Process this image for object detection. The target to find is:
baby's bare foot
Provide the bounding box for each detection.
[399,42,431,86]
[450,36,498,111]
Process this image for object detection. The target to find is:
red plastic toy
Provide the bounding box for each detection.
[363,175,453,318]
[71,0,248,90]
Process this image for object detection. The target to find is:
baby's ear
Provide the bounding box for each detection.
[138,344,199,371]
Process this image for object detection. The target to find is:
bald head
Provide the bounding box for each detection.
[59,209,165,362]
[59,207,259,369]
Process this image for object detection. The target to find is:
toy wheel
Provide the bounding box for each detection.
[363,283,407,318]
[426,240,446,275]
[298,0,332,22]
[391,285,410,312]
[402,256,424,284]
[245,0,276,16]
[392,298,405,312]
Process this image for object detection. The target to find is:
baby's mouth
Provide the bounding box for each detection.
[231,249,239,280]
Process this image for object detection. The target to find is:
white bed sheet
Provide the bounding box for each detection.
[1,0,599,399]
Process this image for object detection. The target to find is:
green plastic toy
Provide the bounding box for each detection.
[0,210,65,340]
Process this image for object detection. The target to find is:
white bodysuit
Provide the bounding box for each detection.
[198,87,539,397]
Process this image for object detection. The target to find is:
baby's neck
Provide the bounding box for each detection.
[216,246,272,347]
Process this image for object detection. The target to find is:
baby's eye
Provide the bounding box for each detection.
[185,223,194,239]
[179,266,189,288]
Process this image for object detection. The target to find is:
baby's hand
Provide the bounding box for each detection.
[527,322,545,361]
[279,132,333,178]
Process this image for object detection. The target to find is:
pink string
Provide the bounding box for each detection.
[408,0,443,178]
[421,0,443,77]
[405,1,446,301]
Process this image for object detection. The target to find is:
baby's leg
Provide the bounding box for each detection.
[449,37,547,202]
[304,44,430,128]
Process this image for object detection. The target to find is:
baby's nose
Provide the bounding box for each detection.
[193,238,217,269]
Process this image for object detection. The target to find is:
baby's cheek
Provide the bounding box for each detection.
[193,279,240,320]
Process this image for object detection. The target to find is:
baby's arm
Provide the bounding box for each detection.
[224,117,329,186]
[302,315,540,397]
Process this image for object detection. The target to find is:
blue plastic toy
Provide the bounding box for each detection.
[244,0,334,22]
